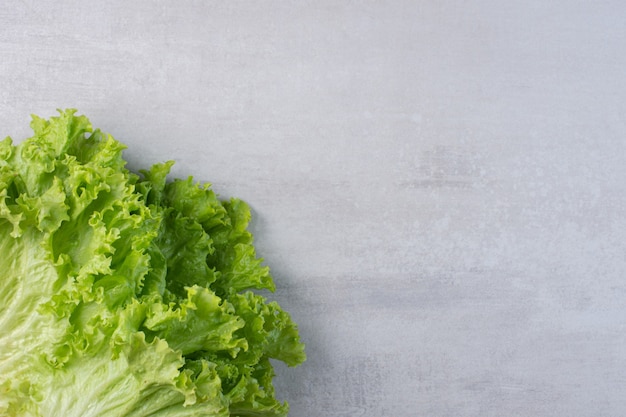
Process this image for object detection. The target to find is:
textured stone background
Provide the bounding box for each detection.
[2,1,626,416]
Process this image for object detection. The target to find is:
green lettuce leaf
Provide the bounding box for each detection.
[0,109,305,417]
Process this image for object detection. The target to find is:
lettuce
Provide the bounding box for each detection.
[0,110,305,416]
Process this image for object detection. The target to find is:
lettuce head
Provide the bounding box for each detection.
[0,110,305,416]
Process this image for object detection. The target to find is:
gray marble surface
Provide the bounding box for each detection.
[2,1,626,416]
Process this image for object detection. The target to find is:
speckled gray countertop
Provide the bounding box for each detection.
[2,2,626,416]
